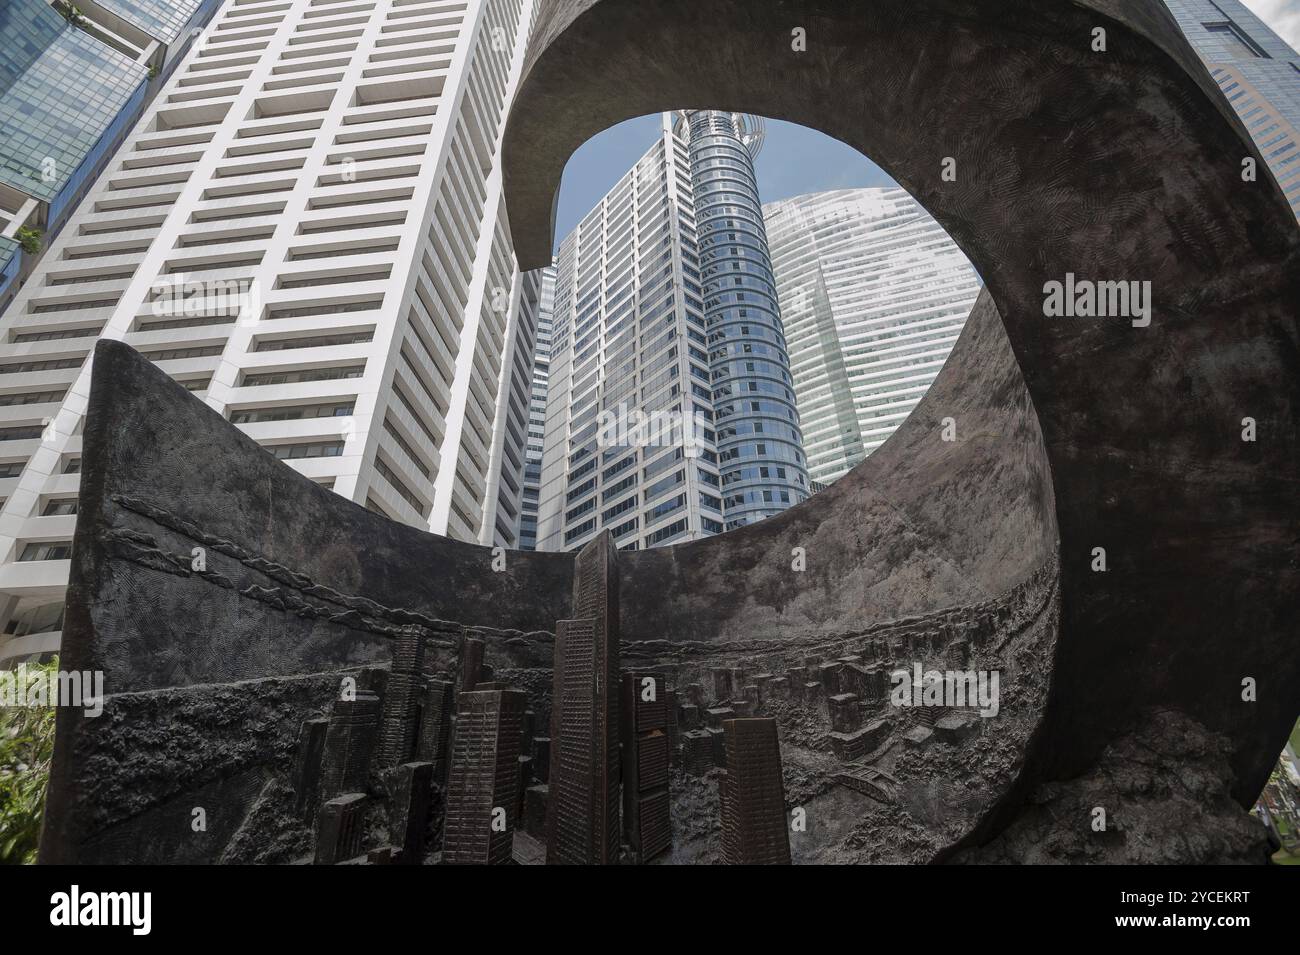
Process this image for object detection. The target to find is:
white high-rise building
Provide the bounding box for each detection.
[518,262,554,551]
[535,112,809,554]
[764,188,982,486]
[535,116,724,553]
[0,0,541,665]
[535,117,721,553]
[1164,0,1300,220]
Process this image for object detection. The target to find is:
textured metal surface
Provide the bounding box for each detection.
[502,0,1300,834]
[444,688,527,865]
[721,718,791,865]
[545,534,621,863]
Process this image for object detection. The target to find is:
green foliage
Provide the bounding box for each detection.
[54,3,85,28]
[0,657,58,865]
[14,227,41,256]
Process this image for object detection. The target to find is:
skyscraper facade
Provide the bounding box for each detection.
[0,0,541,666]
[518,263,555,550]
[687,110,809,530]
[535,116,723,552]
[764,188,982,485]
[534,111,807,553]
[1163,0,1300,220]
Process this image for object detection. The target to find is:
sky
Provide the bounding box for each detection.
[1243,0,1300,48]
[551,1,1300,252]
[552,116,890,249]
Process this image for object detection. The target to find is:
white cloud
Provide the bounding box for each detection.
[1241,0,1300,52]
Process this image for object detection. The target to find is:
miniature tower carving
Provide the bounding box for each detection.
[621,670,672,861]
[546,532,621,864]
[444,687,527,864]
[721,718,791,864]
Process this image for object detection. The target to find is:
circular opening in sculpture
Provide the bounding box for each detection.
[527,112,985,555]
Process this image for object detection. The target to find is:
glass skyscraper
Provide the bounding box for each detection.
[1163,0,1300,219]
[0,0,221,315]
[0,0,147,203]
[764,188,982,486]
[95,0,209,44]
[686,110,809,529]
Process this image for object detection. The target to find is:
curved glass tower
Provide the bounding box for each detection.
[684,110,808,529]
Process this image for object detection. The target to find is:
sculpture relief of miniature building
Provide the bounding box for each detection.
[314,793,367,865]
[292,717,329,823]
[620,670,672,861]
[546,532,621,864]
[720,718,791,865]
[390,760,435,864]
[415,679,456,784]
[457,631,488,692]
[377,627,427,767]
[681,729,713,777]
[443,686,528,865]
[318,689,381,801]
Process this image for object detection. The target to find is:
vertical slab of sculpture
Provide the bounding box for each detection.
[416,678,455,783]
[546,618,597,862]
[292,717,329,822]
[314,793,367,865]
[621,671,671,861]
[533,736,551,783]
[664,687,680,768]
[458,631,486,693]
[378,627,427,766]
[546,532,620,864]
[712,668,730,701]
[444,687,527,864]
[319,691,381,800]
[721,718,791,865]
[390,761,435,864]
[828,694,861,733]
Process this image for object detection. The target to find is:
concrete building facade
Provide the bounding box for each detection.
[0,0,541,664]
[534,116,724,552]
[518,262,554,550]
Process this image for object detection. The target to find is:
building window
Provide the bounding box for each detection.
[1203,22,1269,60]
[19,541,73,562]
